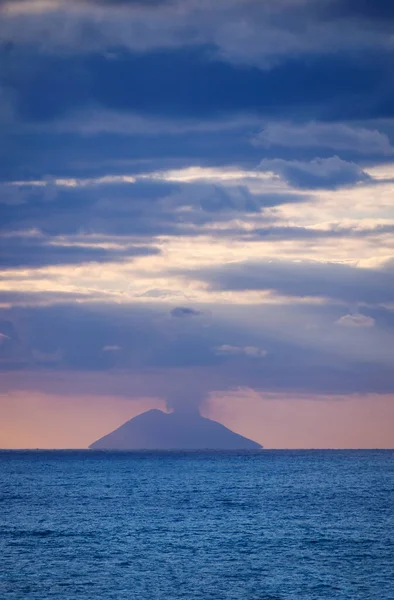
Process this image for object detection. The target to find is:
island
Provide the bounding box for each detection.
[89,409,262,450]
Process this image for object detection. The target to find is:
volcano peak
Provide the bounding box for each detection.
[89,409,262,450]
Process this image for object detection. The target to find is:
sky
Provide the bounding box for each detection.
[1,0,394,449]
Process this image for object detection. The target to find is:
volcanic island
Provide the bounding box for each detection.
[89,409,262,450]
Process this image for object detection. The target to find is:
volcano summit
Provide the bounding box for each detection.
[89,409,262,450]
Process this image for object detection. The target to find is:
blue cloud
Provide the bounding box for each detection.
[1,0,394,407]
[325,0,394,21]
[183,259,394,305]
[254,121,394,155]
[3,45,391,123]
[0,180,307,236]
[1,301,394,396]
[259,156,371,189]
[170,307,203,318]
[0,233,159,268]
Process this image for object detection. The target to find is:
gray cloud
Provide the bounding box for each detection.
[259,156,371,189]
[170,306,203,318]
[228,223,394,243]
[0,180,308,238]
[183,259,394,305]
[0,233,159,269]
[254,121,394,155]
[1,300,394,398]
[324,0,394,23]
[0,290,95,306]
[1,0,394,414]
[2,0,393,67]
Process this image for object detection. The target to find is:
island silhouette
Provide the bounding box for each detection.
[89,409,262,450]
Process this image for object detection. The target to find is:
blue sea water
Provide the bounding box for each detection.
[1,450,393,600]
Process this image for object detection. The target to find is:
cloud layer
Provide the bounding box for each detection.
[1,0,394,446]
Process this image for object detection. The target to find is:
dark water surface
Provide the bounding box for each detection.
[1,450,393,600]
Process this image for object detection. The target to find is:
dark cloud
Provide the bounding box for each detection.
[0,302,218,371]
[0,180,179,235]
[1,0,394,410]
[0,180,308,237]
[183,260,394,305]
[2,31,393,186]
[0,128,263,183]
[2,124,392,189]
[170,306,203,318]
[2,0,394,66]
[254,121,394,155]
[167,184,307,219]
[0,234,159,269]
[2,45,391,124]
[325,0,394,22]
[0,0,172,6]
[259,156,371,189]
[1,301,394,397]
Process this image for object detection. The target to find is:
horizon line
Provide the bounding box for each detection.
[1,447,393,452]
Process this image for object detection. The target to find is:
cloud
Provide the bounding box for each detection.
[325,0,394,22]
[0,302,219,371]
[0,233,159,269]
[254,121,394,155]
[2,0,394,421]
[2,0,394,67]
[0,332,10,343]
[32,108,258,136]
[336,313,375,328]
[170,306,203,318]
[102,345,122,351]
[185,259,394,305]
[0,290,94,306]
[2,41,394,128]
[244,224,394,242]
[259,156,372,189]
[0,180,181,236]
[1,301,394,398]
[0,178,308,239]
[215,344,267,358]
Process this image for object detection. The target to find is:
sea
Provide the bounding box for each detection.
[1,450,393,600]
